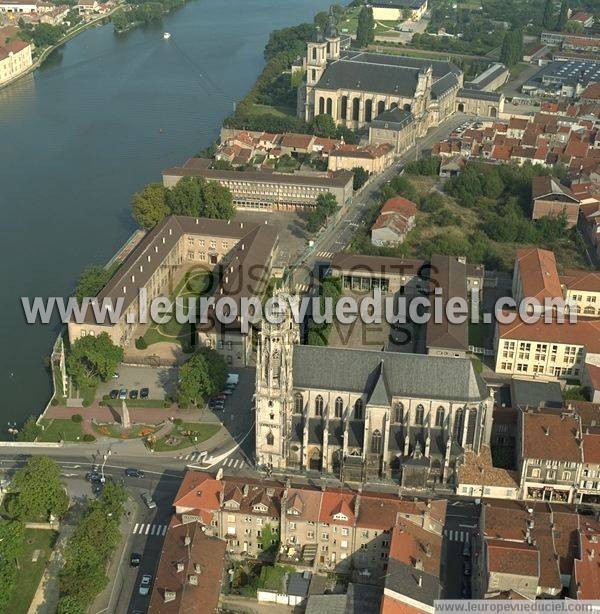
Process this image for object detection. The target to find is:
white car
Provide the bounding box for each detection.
[139,574,152,596]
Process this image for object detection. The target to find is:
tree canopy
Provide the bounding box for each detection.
[177,347,227,406]
[0,520,25,610]
[500,29,523,67]
[556,0,569,30]
[66,332,123,388]
[306,192,339,232]
[131,182,169,229]
[7,456,68,521]
[75,265,111,303]
[356,6,375,48]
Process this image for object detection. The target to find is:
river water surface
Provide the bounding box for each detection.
[0,0,331,426]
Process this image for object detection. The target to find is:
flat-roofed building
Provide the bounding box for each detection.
[162,157,353,211]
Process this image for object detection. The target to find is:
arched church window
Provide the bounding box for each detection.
[266,431,274,446]
[294,393,303,414]
[453,407,465,444]
[436,406,445,428]
[354,398,364,420]
[315,395,324,417]
[371,430,382,454]
[335,397,343,418]
[395,402,404,423]
[415,404,424,426]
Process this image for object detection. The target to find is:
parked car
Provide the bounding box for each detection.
[138,574,152,596]
[213,393,227,401]
[222,388,233,396]
[109,389,119,400]
[226,373,239,386]
[85,471,102,483]
[140,387,149,399]
[125,468,145,478]
[141,492,156,509]
[118,388,127,400]
[209,399,225,410]
[129,389,139,400]
[130,552,142,567]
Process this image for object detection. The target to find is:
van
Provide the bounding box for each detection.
[226,373,239,386]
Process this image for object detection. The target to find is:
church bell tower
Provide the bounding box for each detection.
[255,290,300,470]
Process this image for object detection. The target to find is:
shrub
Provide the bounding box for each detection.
[135,336,147,350]
[173,418,183,426]
[51,398,59,406]
[82,434,96,442]
[71,414,83,423]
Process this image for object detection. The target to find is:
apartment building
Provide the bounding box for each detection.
[577,431,600,504]
[477,499,589,598]
[560,269,600,316]
[162,157,354,211]
[173,470,446,586]
[570,523,600,600]
[0,30,32,86]
[518,409,582,503]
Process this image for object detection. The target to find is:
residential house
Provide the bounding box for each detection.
[570,523,600,599]
[147,517,226,613]
[531,175,580,227]
[577,430,600,504]
[518,408,582,503]
[371,196,417,247]
[457,446,520,500]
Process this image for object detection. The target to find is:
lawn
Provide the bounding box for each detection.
[5,529,58,614]
[38,419,85,442]
[152,422,220,452]
[143,270,211,348]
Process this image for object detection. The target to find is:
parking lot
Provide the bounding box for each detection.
[96,364,178,401]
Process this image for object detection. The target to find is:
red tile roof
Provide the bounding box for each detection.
[0,38,29,60]
[515,247,562,302]
[583,432,600,464]
[582,83,600,101]
[319,490,356,525]
[522,410,582,462]
[487,539,539,577]
[573,528,600,599]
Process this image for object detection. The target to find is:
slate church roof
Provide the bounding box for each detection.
[315,51,461,97]
[292,346,488,402]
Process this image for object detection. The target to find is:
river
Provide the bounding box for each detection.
[0,0,331,427]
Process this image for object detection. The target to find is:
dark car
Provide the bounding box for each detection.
[209,399,225,410]
[109,389,119,399]
[140,387,149,399]
[130,552,142,567]
[129,389,139,400]
[86,471,102,483]
[125,468,144,478]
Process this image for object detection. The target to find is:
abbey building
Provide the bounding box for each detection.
[298,13,463,136]
[255,295,493,488]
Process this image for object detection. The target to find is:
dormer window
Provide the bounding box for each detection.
[287,507,300,515]
[253,503,268,513]
[332,512,348,521]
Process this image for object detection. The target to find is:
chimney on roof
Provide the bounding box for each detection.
[414,559,423,571]
[240,222,244,229]
[417,575,423,587]
[243,484,249,497]
[195,218,199,224]
[590,550,596,561]
[184,535,191,546]
[164,590,177,603]
[241,243,245,251]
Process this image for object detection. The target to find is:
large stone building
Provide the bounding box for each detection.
[255,292,493,487]
[0,28,32,86]
[299,13,462,136]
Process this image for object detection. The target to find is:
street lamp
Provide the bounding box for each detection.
[100,449,111,484]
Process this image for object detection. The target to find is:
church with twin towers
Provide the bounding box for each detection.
[297,10,464,136]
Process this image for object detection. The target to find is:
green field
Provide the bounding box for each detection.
[5,529,58,614]
[38,419,84,442]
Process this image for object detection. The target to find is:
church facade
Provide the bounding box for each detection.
[299,14,463,136]
[255,296,493,488]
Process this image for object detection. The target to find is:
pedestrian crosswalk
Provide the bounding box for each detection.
[178,450,208,462]
[132,523,168,537]
[221,457,246,470]
[444,529,469,543]
[294,283,310,293]
[316,250,334,260]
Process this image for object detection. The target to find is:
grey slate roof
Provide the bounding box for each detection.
[291,416,304,442]
[316,51,460,97]
[328,419,344,446]
[386,559,441,607]
[367,361,391,406]
[389,425,405,451]
[431,72,459,98]
[348,420,365,448]
[292,346,488,402]
[308,418,324,444]
[458,88,503,102]
[371,107,415,130]
[511,377,563,410]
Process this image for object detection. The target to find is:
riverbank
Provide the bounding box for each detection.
[0,8,118,92]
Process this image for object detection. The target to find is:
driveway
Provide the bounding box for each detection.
[96,365,178,401]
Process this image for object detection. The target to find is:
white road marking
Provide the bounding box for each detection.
[150,525,157,535]
[162,525,168,536]
[133,523,139,534]
[145,524,150,535]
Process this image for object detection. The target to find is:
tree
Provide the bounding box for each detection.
[556,0,569,30]
[131,182,168,229]
[75,265,110,304]
[177,348,227,406]
[311,113,336,138]
[564,19,583,33]
[16,416,41,442]
[212,159,234,170]
[67,333,123,388]
[542,0,554,28]
[0,520,25,609]
[500,29,522,67]
[7,456,69,521]
[356,6,374,48]
[260,523,280,560]
[166,177,204,216]
[316,192,338,217]
[201,181,235,219]
[352,167,369,191]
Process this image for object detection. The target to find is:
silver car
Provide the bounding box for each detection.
[139,574,152,596]
[141,492,156,509]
